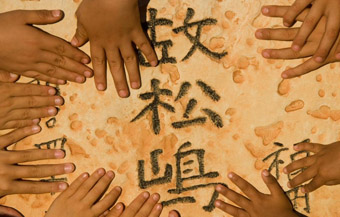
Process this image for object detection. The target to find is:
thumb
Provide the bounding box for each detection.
[261,169,285,196]
[18,9,64,25]
[71,22,89,47]
[0,205,24,217]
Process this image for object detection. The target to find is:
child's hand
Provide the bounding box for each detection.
[0,82,63,130]
[46,168,121,217]
[0,130,74,198]
[282,0,340,63]
[256,5,340,78]
[284,141,340,193]
[72,0,158,97]
[215,170,305,217]
[0,10,93,85]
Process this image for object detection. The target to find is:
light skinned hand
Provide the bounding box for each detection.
[256,5,340,78]
[0,129,75,198]
[0,10,93,85]
[0,82,63,130]
[215,170,306,217]
[281,0,340,63]
[72,0,158,97]
[284,141,340,193]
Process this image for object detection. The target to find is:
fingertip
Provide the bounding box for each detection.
[262,169,270,177]
[292,45,300,52]
[71,36,78,47]
[261,7,269,15]
[96,83,106,91]
[228,172,234,179]
[255,30,263,39]
[31,125,41,133]
[283,167,288,174]
[52,10,62,18]
[118,90,130,98]
[150,60,158,67]
[281,72,289,79]
[262,50,270,58]
[58,182,68,191]
[48,88,57,95]
[287,181,292,188]
[54,149,65,159]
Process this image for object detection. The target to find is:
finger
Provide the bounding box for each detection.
[168,210,181,217]
[8,106,58,121]
[2,119,40,130]
[0,205,24,217]
[255,28,298,41]
[92,186,122,216]
[5,149,65,164]
[107,202,124,217]
[261,169,285,196]
[133,30,158,67]
[34,63,86,84]
[9,95,63,110]
[0,126,41,149]
[41,34,91,64]
[283,0,313,26]
[20,71,64,85]
[40,51,93,78]
[124,192,150,216]
[83,171,115,205]
[6,83,57,97]
[292,3,323,52]
[13,163,75,179]
[106,48,129,97]
[135,193,160,217]
[313,16,340,62]
[71,22,89,47]
[287,167,317,188]
[262,44,316,60]
[215,184,250,208]
[227,172,260,199]
[12,180,68,195]
[120,43,140,93]
[0,71,19,83]
[261,5,310,22]
[293,142,325,153]
[91,44,107,91]
[281,57,323,78]
[16,9,64,25]
[215,200,248,217]
[61,172,89,198]
[283,155,316,174]
[74,168,106,200]
[302,176,324,193]
[148,203,163,217]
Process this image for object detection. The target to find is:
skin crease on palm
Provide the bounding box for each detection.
[72,0,158,98]
[0,10,93,85]
[255,5,340,79]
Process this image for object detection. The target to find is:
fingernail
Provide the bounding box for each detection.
[216,185,222,192]
[228,172,234,179]
[315,57,323,63]
[82,58,89,64]
[284,22,290,27]
[283,167,288,174]
[52,10,61,17]
[292,45,300,51]
[58,183,68,191]
[64,164,75,173]
[58,80,66,85]
[116,203,123,210]
[156,204,162,210]
[131,82,140,89]
[262,51,270,58]
[143,192,150,198]
[76,76,85,83]
[54,150,65,159]
[301,187,306,193]
[262,7,269,14]
[281,73,288,79]
[55,97,63,105]
[115,186,122,192]
[82,173,89,178]
[97,168,105,175]
[107,171,115,178]
[84,71,92,78]
[48,88,56,95]
[262,169,270,176]
[32,125,41,133]
[152,194,160,201]
[71,37,78,46]
[287,182,292,188]
[255,31,263,39]
[119,90,129,98]
[336,53,340,59]
[97,84,105,91]
[33,119,40,124]
[9,73,18,78]
[215,200,222,208]
[48,107,57,115]
[150,60,158,67]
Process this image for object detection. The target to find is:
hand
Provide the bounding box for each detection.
[46,168,121,217]
[256,5,340,78]
[284,141,340,193]
[0,10,93,85]
[0,130,75,198]
[0,82,63,130]
[281,0,340,62]
[215,170,305,217]
[72,0,158,97]
[0,205,24,217]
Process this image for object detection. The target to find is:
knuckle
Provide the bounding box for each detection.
[27,97,37,107]
[123,54,136,63]
[76,27,87,39]
[108,59,121,69]
[46,66,57,75]
[22,110,32,119]
[304,17,316,27]
[93,57,106,66]
[55,44,66,55]
[326,28,339,39]
[54,56,66,66]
